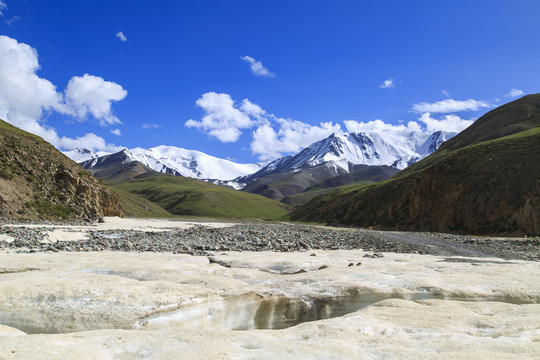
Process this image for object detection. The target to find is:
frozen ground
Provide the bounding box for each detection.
[0,218,539,359]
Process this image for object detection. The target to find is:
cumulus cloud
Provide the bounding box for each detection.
[0,35,125,153]
[185,92,257,142]
[185,91,341,160]
[412,98,491,113]
[110,128,121,136]
[241,56,275,77]
[505,88,524,98]
[142,123,161,129]
[418,112,474,133]
[380,78,395,89]
[251,119,342,161]
[64,73,127,126]
[116,31,127,42]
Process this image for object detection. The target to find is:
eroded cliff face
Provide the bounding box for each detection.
[0,120,122,221]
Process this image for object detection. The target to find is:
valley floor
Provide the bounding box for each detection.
[1,216,539,261]
[0,218,539,359]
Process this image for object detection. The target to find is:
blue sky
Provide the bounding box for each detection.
[0,0,539,163]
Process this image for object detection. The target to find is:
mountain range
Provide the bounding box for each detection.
[66,129,454,194]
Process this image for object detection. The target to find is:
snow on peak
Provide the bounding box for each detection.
[74,145,263,181]
[240,129,455,183]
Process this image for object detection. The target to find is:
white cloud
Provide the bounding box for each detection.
[110,128,121,136]
[185,92,257,142]
[441,90,451,98]
[241,56,275,77]
[343,119,422,134]
[185,91,341,160]
[418,112,474,133]
[57,133,122,153]
[64,73,127,126]
[0,35,124,153]
[251,119,342,161]
[142,123,161,129]
[505,88,524,98]
[0,1,6,16]
[0,35,64,120]
[412,98,491,113]
[116,31,127,42]
[380,78,395,89]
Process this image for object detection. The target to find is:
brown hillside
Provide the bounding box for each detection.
[0,120,123,221]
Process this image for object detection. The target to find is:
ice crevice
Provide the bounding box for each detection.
[135,287,540,332]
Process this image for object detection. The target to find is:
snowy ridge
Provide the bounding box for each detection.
[73,146,263,182]
[237,130,456,184]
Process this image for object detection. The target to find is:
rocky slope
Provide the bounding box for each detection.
[290,94,540,236]
[0,120,123,221]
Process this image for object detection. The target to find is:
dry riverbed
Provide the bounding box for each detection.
[0,217,539,359]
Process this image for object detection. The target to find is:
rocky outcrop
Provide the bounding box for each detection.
[0,120,122,221]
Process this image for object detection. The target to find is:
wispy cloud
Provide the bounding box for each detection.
[380,78,395,89]
[505,88,524,98]
[110,128,121,136]
[6,15,20,25]
[241,56,275,77]
[412,98,491,113]
[0,1,6,16]
[116,31,127,42]
[142,123,161,129]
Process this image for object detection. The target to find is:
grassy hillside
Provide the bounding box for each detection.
[290,95,540,236]
[108,175,291,219]
[282,180,374,207]
[243,162,397,203]
[108,187,173,218]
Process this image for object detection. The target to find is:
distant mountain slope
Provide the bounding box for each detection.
[243,162,398,202]
[107,174,291,219]
[0,120,123,221]
[76,146,262,185]
[290,94,540,236]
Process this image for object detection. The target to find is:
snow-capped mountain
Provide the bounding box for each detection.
[237,130,456,184]
[73,146,263,184]
[65,129,454,190]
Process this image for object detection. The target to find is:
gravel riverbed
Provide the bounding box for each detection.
[1,221,539,261]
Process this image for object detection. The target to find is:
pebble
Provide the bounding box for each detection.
[0,223,538,261]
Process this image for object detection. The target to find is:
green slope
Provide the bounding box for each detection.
[290,95,540,236]
[108,187,173,218]
[108,175,291,219]
[282,180,374,207]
